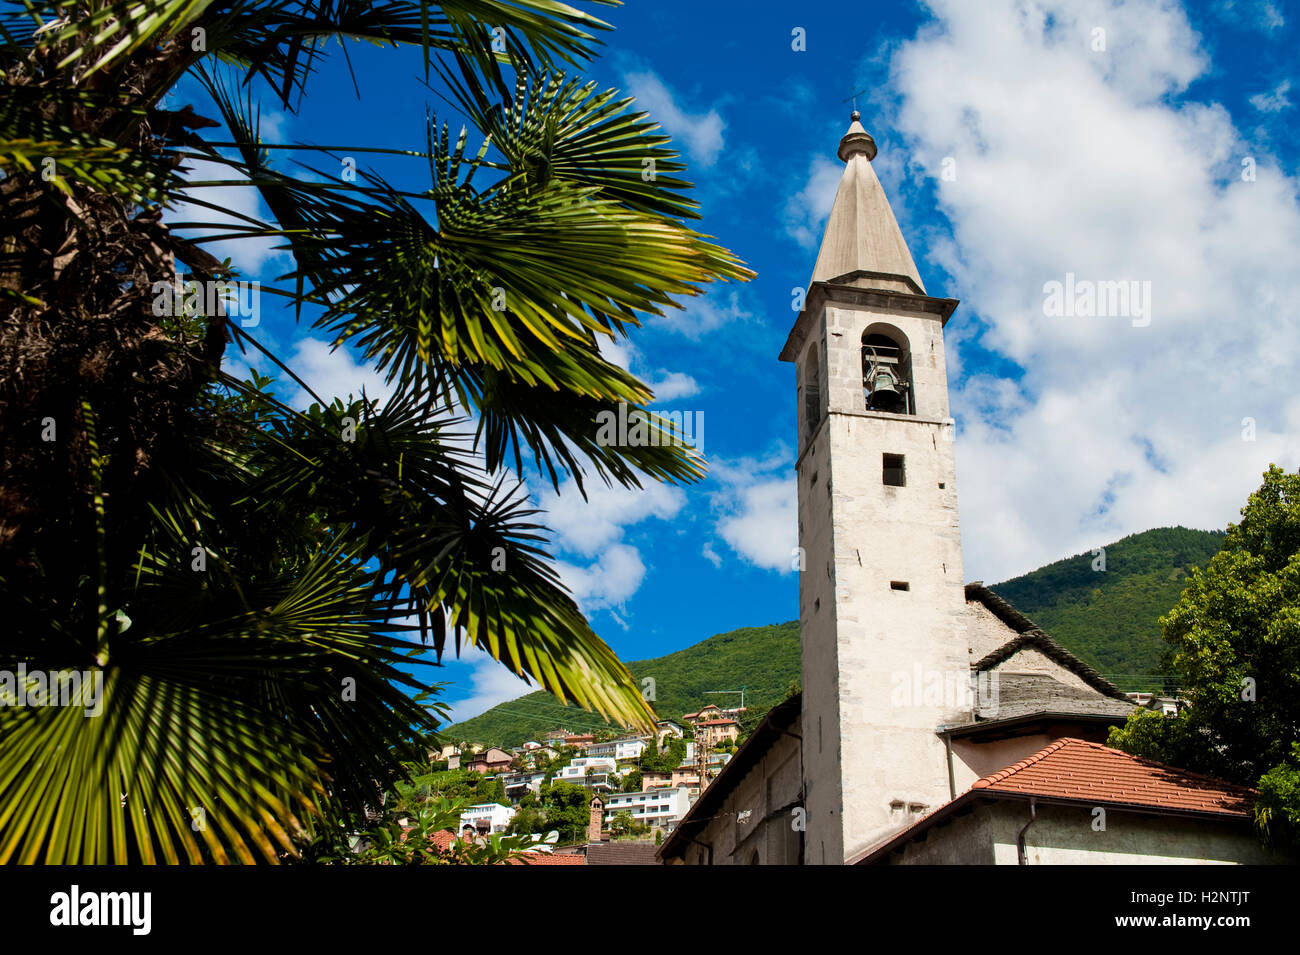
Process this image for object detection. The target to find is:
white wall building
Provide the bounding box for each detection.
[586,737,647,761]
[459,803,516,834]
[606,787,692,828]
[553,756,620,791]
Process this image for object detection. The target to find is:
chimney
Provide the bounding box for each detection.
[587,795,604,843]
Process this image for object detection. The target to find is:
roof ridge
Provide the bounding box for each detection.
[971,738,1076,788]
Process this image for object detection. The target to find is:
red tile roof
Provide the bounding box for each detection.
[852,737,1259,864]
[971,738,1255,816]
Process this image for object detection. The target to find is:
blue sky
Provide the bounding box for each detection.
[171,0,1300,724]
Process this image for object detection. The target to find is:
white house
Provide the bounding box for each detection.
[586,737,647,761]
[459,803,515,834]
[606,787,692,829]
[553,756,620,791]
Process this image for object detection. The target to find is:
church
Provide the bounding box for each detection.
[657,115,1286,866]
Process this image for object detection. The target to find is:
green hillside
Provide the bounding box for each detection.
[445,526,1224,745]
[443,621,801,748]
[988,526,1224,690]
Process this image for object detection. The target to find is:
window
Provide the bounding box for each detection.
[890,581,910,592]
[883,453,906,487]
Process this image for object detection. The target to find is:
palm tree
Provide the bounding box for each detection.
[0,0,751,863]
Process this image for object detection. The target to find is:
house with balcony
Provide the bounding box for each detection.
[552,756,620,791]
[694,719,741,749]
[502,771,547,801]
[586,736,647,761]
[605,787,692,830]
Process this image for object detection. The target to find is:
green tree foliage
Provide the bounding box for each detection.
[0,0,751,863]
[608,809,647,840]
[640,737,687,774]
[343,799,531,865]
[1109,468,1300,846]
[531,781,590,844]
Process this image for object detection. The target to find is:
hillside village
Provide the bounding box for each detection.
[424,701,748,862]
[393,686,1184,865]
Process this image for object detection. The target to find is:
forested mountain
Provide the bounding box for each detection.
[445,622,800,748]
[445,527,1224,745]
[988,526,1224,689]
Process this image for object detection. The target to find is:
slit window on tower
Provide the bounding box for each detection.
[883,453,906,487]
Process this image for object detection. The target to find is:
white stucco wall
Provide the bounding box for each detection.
[883,801,1293,865]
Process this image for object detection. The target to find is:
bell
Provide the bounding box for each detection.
[868,370,904,412]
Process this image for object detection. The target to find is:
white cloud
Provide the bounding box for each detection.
[288,337,395,409]
[624,69,726,167]
[1249,79,1292,113]
[536,478,685,557]
[555,543,647,613]
[653,289,753,339]
[785,155,843,250]
[709,449,797,574]
[876,0,1300,581]
[532,474,688,615]
[647,371,701,402]
[167,157,291,280]
[595,337,700,400]
[440,651,535,726]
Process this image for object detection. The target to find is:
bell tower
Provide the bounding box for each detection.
[780,114,968,864]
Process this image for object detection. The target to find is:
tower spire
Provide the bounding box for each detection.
[808,114,926,295]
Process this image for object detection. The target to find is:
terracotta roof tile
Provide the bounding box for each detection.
[971,738,1255,816]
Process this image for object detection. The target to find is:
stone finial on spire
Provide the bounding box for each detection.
[838,112,878,163]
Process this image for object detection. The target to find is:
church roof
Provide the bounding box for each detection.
[974,673,1135,722]
[971,738,1256,815]
[965,582,1132,704]
[807,113,926,294]
[852,739,1257,864]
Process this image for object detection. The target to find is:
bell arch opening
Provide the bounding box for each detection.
[862,327,913,415]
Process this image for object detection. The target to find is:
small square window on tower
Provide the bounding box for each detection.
[882,453,906,487]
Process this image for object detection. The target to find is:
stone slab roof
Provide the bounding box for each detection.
[979,673,1136,721]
